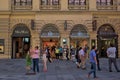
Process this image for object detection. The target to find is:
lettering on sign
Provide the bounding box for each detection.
[15,30,29,34]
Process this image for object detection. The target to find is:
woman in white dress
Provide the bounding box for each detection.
[42,47,47,72]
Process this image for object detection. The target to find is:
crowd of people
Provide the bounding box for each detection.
[25,43,120,79]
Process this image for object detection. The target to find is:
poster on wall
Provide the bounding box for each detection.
[0,39,4,54]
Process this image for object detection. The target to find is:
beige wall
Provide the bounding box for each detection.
[0,0,120,58]
[0,0,10,11]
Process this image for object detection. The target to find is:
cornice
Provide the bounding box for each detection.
[0,10,120,15]
[0,11,11,15]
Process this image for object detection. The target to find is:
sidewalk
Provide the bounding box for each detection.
[0,58,120,80]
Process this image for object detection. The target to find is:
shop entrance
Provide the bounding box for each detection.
[70,38,89,48]
[97,38,118,58]
[12,23,31,59]
[70,24,90,49]
[40,23,60,58]
[42,39,59,48]
[12,37,30,58]
[41,38,59,58]
[97,24,118,58]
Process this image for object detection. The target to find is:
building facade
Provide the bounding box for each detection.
[0,0,120,59]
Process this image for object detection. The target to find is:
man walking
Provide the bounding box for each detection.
[107,43,120,72]
[88,46,98,79]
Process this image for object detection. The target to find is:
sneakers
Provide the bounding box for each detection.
[117,70,120,72]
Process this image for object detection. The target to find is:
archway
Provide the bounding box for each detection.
[70,24,89,49]
[97,24,118,57]
[12,23,31,59]
[40,24,60,58]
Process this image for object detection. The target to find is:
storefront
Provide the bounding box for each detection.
[11,23,31,59]
[97,24,118,58]
[70,24,90,48]
[40,24,60,57]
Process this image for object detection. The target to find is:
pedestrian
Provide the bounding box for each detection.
[107,43,120,72]
[46,46,52,63]
[75,46,81,68]
[25,50,32,74]
[59,46,63,60]
[55,46,60,59]
[42,47,47,72]
[96,49,101,71]
[31,46,40,74]
[84,44,89,59]
[70,48,75,62]
[65,45,69,60]
[79,47,86,69]
[88,46,98,79]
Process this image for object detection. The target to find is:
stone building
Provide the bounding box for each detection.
[0,0,120,59]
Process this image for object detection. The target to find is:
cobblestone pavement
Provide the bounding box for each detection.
[0,58,120,80]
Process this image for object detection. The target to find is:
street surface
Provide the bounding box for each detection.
[0,58,120,80]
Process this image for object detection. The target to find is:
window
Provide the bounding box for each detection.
[68,0,86,5]
[14,0,32,6]
[12,0,32,10]
[97,0,113,5]
[41,0,59,5]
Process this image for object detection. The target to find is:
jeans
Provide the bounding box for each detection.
[33,58,39,73]
[108,57,119,71]
[88,62,96,78]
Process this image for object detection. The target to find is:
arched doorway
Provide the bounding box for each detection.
[40,24,60,57]
[70,24,90,49]
[12,23,31,59]
[97,24,118,58]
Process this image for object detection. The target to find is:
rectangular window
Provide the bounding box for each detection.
[68,0,86,5]
[68,0,88,10]
[96,0,116,10]
[97,0,113,5]
[14,0,32,6]
[13,0,32,10]
[40,0,60,10]
[41,0,59,5]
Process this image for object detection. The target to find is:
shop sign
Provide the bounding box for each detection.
[12,26,30,37]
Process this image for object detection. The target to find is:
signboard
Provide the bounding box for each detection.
[12,24,30,37]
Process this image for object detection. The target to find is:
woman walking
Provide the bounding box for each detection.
[42,47,47,72]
